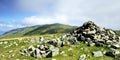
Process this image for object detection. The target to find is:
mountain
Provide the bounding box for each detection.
[0,23,77,38]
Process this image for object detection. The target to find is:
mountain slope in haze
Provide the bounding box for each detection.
[0,23,77,38]
[0,31,5,35]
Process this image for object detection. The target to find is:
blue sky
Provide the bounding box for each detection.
[0,0,120,33]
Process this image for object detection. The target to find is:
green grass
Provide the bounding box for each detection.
[0,34,118,60]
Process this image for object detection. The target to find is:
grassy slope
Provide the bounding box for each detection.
[0,34,117,60]
[0,23,76,38]
[24,23,76,35]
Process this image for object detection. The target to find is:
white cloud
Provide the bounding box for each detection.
[0,23,25,31]
[22,15,69,26]
[15,0,120,29]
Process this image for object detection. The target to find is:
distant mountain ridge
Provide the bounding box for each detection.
[0,23,77,38]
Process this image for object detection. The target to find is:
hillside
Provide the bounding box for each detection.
[0,23,76,38]
[0,21,120,60]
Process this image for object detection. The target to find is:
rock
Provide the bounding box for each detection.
[20,44,60,58]
[88,42,95,46]
[60,51,65,54]
[30,38,35,43]
[106,40,112,44]
[109,48,116,51]
[103,51,106,54]
[28,45,35,51]
[20,48,29,56]
[87,54,90,58]
[15,43,18,46]
[39,36,44,42]
[36,45,40,48]
[46,50,52,58]
[49,45,55,50]
[67,36,78,44]
[52,47,59,56]
[31,48,42,58]
[11,54,15,58]
[79,54,86,60]
[9,50,13,53]
[34,48,42,58]
[40,45,45,50]
[47,40,57,47]
[109,30,115,35]
[80,48,84,50]
[1,55,5,58]
[8,54,15,58]
[79,36,86,41]
[52,58,56,60]
[0,42,3,44]
[87,29,96,34]
[105,50,120,57]
[56,38,63,47]
[105,52,115,57]
[111,44,120,49]
[40,51,46,54]
[113,50,120,55]
[13,42,18,46]
[4,41,8,44]
[92,51,103,57]
[95,42,103,46]
[16,59,20,60]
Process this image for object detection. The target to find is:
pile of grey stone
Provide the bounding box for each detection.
[69,21,120,57]
[20,44,59,58]
[70,21,120,48]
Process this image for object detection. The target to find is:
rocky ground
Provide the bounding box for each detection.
[0,21,120,60]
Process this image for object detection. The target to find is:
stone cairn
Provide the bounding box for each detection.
[71,21,120,48]
[20,21,120,58]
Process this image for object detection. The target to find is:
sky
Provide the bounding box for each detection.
[0,0,120,33]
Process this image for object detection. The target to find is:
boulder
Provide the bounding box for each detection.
[49,45,55,50]
[34,48,42,58]
[40,45,45,50]
[46,50,52,58]
[87,42,95,46]
[30,48,41,58]
[113,50,120,55]
[105,52,115,57]
[52,47,59,56]
[92,51,103,57]
[111,44,120,49]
